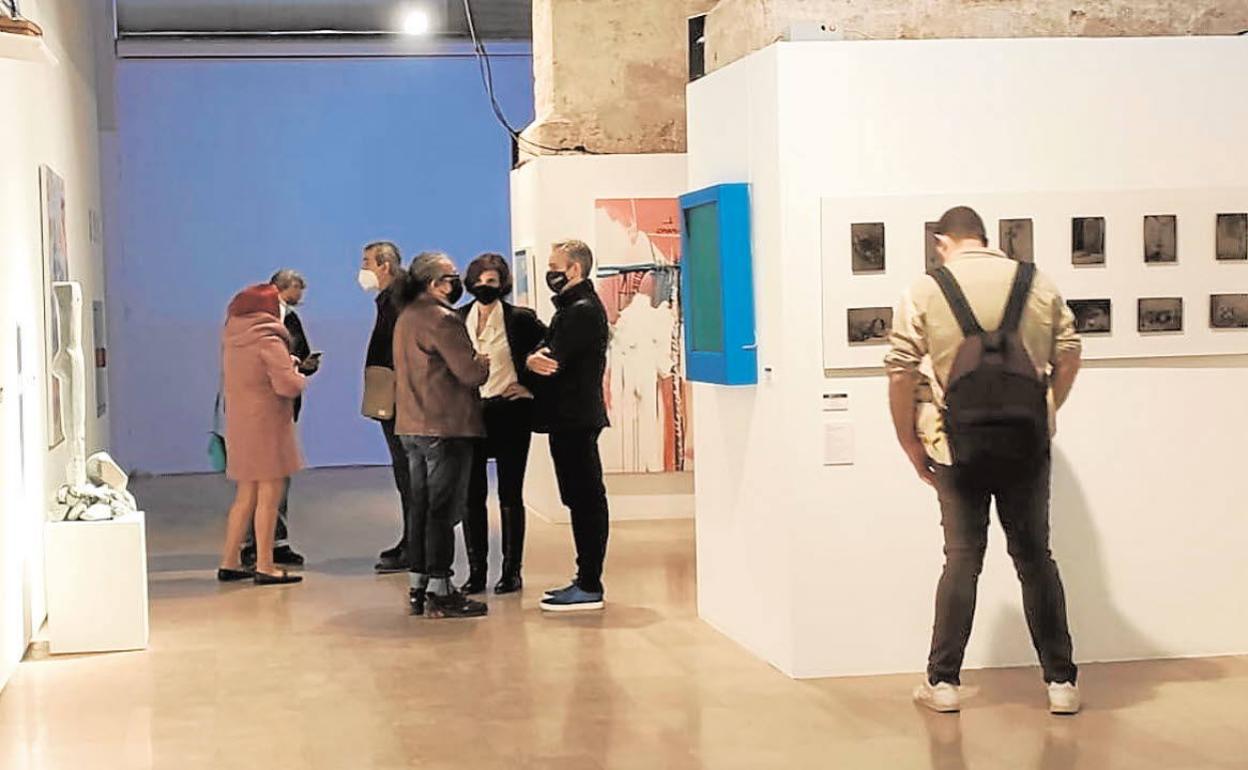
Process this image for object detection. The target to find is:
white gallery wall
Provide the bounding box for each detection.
[0,0,111,690]
[687,38,1248,678]
[510,154,695,522]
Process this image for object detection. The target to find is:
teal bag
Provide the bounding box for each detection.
[208,393,227,473]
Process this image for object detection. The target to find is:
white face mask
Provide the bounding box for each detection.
[357,268,380,292]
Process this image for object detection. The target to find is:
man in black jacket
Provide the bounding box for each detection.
[242,269,318,567]
[526,240,611,612]
[359,241,415,573]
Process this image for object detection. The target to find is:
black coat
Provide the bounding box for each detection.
[456,300,549,394]
[284,309,312,422]
[532,281,609,433]
[366,286,398,370]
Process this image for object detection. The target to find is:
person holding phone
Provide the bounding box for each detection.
[241,269,320,569]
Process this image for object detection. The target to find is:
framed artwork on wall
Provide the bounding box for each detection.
[850,222,885,273]
[1068,299,1112,335]
[1072,217,1106,265]
[39,165,69,449]
[1210,294,1248,329]
[1138,298,1183,333]
[1143,215,1177,263]
[1215,213,1248,262]
[999,218,1034,263]
[512,248,532,307]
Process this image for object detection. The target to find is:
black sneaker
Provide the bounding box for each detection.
[408,587,426,616]
[425,591,488,619]
[240,545,257,568]
[273,545,305,568]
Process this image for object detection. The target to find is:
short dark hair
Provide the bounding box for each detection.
[364,241,402,275]
[466,253,513,296]
[934,206,988,246]
[553,239,594,277]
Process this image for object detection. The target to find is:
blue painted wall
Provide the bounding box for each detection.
[109,55,533,474]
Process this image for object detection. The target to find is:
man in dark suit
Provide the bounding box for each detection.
[242,269,319,567]
[526,240,611,612]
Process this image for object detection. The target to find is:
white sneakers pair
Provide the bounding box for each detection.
[913,680,1081,715]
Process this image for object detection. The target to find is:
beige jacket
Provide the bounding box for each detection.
[884,248,1082,464]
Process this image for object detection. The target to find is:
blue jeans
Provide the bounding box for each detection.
[400,435,474,580]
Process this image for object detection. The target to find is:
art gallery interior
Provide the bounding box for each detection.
[3,1,1248,768]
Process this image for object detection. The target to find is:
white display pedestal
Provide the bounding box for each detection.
[44,511,150,654]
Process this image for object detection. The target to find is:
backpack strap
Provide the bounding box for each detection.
[931,266,984,337]
[1001,262,1037,333]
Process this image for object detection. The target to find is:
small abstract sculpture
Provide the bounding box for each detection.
[48,282,140,522]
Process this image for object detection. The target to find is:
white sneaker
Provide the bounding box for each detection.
[914,680,960,713]
[1048,682,1081,715]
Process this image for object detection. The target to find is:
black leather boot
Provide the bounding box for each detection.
[494,505,526,595]
[460,568,487,595]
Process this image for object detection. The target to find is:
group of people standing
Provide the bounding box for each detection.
[214,239,614,619]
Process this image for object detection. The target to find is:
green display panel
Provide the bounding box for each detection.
[685,202,725,353]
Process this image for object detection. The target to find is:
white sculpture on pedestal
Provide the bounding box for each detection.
[48,281,138,522]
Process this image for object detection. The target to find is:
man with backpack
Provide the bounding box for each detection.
[885,206,1084,715]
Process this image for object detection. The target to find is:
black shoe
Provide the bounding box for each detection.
[273,545,305,568]
[217,567,254,582]
[460,572,487,596]
[425,590,488,619]
[408,587,426,616]
[494,573,523,595]
[379,543,404,559]
[240,545,257,568]
[254,570,303,585]
[375,553,408,574]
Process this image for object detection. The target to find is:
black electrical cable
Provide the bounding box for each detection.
[461,0,596,156]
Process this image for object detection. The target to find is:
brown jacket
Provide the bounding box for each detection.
[221,313,307,481]
[393,294,489,438]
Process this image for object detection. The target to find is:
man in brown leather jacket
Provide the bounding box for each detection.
[392,252,490,619]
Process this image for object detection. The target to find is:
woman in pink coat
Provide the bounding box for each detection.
[217,283,307,585]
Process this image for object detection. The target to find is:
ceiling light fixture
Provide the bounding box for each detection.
[402,8,431,36]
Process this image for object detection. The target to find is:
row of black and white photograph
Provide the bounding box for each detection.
[848,213,1248,274]
[846,294,1248,345]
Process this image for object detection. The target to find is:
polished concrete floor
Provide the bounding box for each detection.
[1,466,1246,770]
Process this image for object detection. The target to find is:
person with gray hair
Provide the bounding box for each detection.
[392,251,490,618]
[241,268,319,569]
[358,241,415,573]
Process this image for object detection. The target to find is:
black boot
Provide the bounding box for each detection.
[408,587,426,616]
[460,568,487,596]
[494,505,526,595]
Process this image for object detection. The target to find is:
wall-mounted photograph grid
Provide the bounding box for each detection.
[821,189,1248,369]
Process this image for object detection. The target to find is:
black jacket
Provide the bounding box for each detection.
[366,286,398,370]
[456,300,549,394]
[532,281,609,433]
[284,309,312,422]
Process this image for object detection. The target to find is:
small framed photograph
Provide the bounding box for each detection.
[1210,294,1248,329]
[1143,215,1177,263]
[1215,213,1248,262]
[999,218,1034,263]
[1068,299,1112,335]
[847,307,894,345]
[924,221,942,274]
[1138,298,1183,333]
[851,222,886,273]
[1072,217,1106,265]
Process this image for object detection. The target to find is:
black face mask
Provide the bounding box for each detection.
[445,276,464,304]
[470,284,502,305]
[546,270,570,294]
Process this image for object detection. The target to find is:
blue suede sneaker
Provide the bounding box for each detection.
[539,586,605,612]
[543,582,578,599]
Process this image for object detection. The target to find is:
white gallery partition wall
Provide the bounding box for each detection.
[687,37,1248,678]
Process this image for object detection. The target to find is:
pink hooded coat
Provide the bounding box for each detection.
[221,312,307,482]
